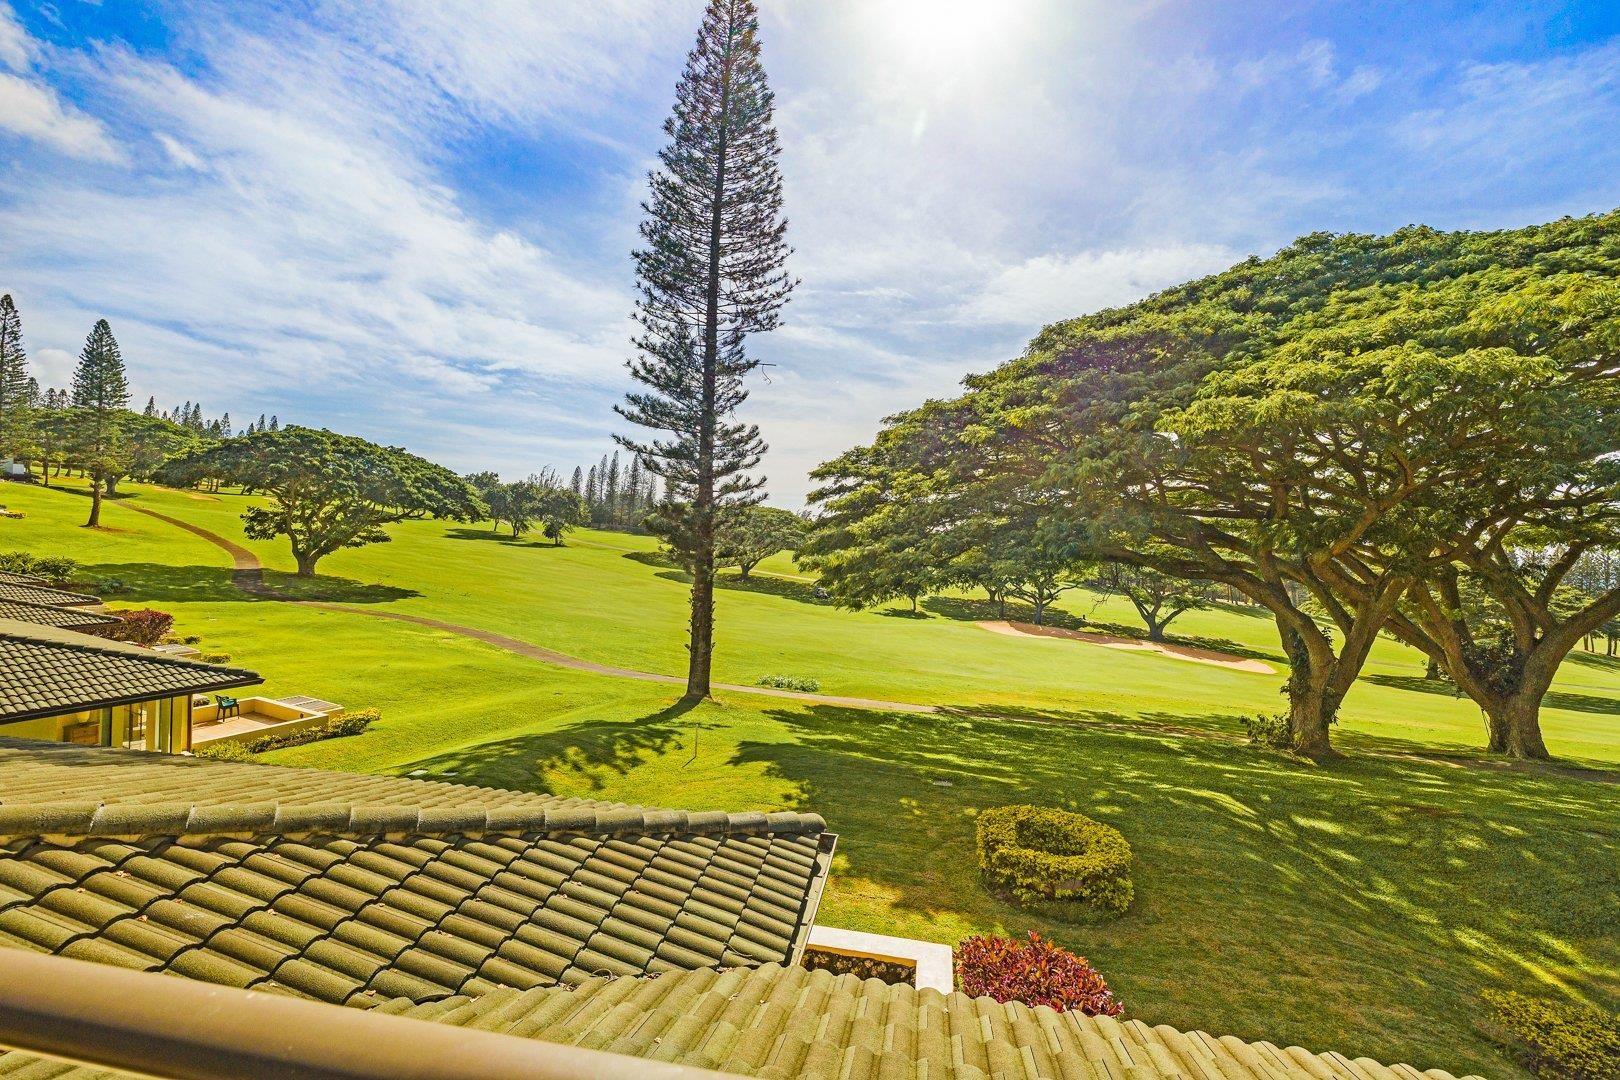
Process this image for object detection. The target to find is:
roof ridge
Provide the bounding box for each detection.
[0,798,828,842]
[0,617,257,678]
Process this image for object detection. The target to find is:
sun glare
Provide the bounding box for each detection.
[866,0,1031,68]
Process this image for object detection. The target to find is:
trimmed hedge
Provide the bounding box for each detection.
[1483,989,1620,1079]
[976,805,1133,918]
[193,709,380,759]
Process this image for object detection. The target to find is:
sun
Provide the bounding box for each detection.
[866,0,1030,68]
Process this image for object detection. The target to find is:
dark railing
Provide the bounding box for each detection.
[0,949,737,1080]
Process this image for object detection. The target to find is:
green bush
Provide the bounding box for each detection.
[976,805,1134,918]
[756,674,821,693]
[1243,711,1293,749]
[0,551,79,586]
[191,710,378,759]
[192,739,254,762]
[322,709,380,738]
[197,652,232,664]
[1483,990,1620,1079]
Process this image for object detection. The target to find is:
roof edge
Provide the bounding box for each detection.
[0,799,829,843]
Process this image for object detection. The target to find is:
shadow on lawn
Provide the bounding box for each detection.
[1366,673,1620,716]
[86,563,418,605]
[723,701,1616,1074]
[442,527,563,549]
[393,700,719,796]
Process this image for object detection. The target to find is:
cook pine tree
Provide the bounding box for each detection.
[616,0,795,701]
[71,319,130,528]
[0,294,31,463]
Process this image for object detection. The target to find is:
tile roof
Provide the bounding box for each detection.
[0,621,262,722]
[0,580,101,607]
[0,600,119,631]
[0,570,48,586]
[363,963,1486,1080]
[0,740,832,1009]
[0,599,118,634]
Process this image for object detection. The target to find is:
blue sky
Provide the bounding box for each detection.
[2,1,1618,504]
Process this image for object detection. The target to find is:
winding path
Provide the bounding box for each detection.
[122,503,935,715]
[117,500,1620,782]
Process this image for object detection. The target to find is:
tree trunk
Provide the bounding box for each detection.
[997,594,1006,619]
[737,564,752,581]
[84,474,102,528]
[295,552,320,577]
[1032,597,1046,625]
[104,475,120,498]
[1288,673,1341,759]
[1145,616,1166,642]
[1484,696,1551,759]
[1425,656,1443,680]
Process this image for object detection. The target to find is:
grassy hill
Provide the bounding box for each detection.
[3,476,1618,1076]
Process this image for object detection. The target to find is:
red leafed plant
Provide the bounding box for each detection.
[103,608,175,646]
[955,932,1122,1016]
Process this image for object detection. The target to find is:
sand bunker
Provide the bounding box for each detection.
[978,620,1275,673]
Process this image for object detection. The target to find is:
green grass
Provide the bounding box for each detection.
[3,478,1618,1076]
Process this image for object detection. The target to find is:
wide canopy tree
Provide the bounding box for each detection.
[716,505,806,580]
[808,211,1620,759]
[163,427,484,576]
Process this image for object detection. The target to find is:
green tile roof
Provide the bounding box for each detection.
[0,740,831,1009]
[0,621,261,722]
[0,600,119,631]
[0,581,101,607]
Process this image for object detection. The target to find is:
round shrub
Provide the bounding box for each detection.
[976,805,1133,918]
[956,932,1122,1016]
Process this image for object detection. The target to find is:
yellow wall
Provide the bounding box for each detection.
[1,695,193,752]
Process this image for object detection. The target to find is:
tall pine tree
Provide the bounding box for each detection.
[0,295,31,464]
[70,319,130,527]
[616,0,795,700]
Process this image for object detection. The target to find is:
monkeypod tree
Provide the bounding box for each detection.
[1095,564,1213,641]
[163,427,484,576]
[616,0,796,701]
[717,505,806,580]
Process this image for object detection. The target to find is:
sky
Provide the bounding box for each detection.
[1,1,1618,505]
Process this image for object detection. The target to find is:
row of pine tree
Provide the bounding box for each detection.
[569,450,661,531]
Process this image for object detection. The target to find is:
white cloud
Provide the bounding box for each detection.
[154,133,204,171]
[968,245,1239,327]
[0,71,119,160]
[0,3,31,71]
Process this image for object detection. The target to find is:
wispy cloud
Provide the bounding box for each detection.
[1,1,1617,504]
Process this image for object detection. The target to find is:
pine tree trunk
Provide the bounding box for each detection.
[84,474,102,528]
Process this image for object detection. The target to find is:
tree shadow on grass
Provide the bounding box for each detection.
[86,563,420,605]
[1566,649,1620,672]
[259,571,420,604]
[441,527,560,549]
[391,700,718,796]
[725,700,1616,1076]
[88,563,259,604]
[1365,673,1620,717]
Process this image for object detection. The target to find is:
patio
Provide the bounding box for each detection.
[190,695,339,747]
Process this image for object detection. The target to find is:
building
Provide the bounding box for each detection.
[0,619,262,750]
[0,738,1481,1080]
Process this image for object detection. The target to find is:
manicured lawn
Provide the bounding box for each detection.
[2,478,1618,1076]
